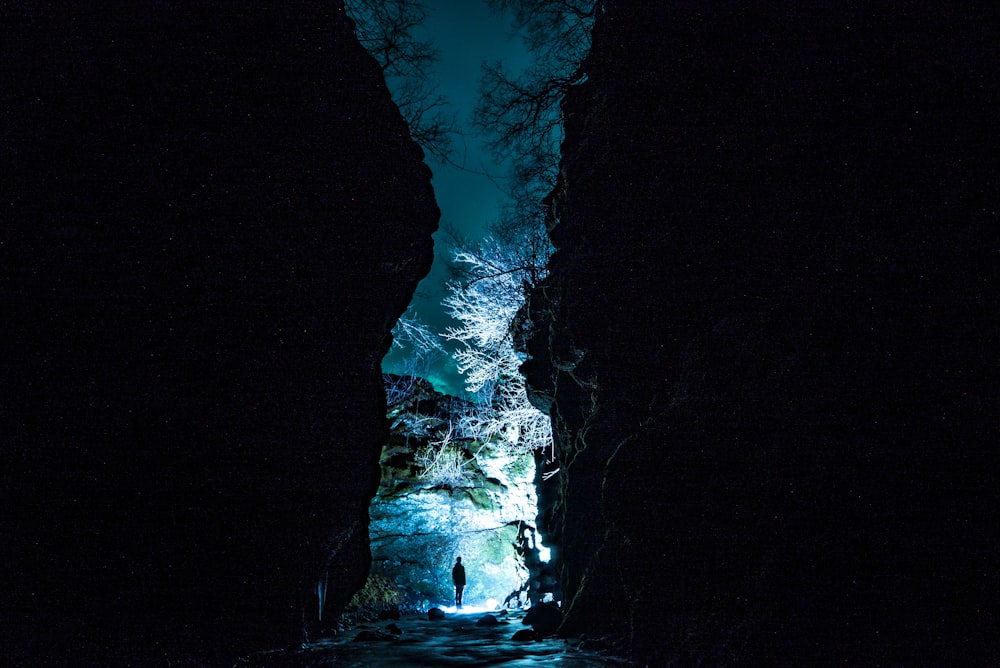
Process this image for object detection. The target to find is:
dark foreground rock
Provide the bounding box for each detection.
[522,602,562,637]
[1,1,437,664]
[525,1,999,664]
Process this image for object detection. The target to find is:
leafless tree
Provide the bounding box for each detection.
[384,310,445,407]
[474,0,597,182]
[442,1,596,460]
[442,231,553,458]
[414,422,476,488]
[345,0,457,161]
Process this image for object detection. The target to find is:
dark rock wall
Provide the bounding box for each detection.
[2,1,437,663]
[526,2,998,663]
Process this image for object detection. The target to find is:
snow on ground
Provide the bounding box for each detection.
[242,607,623,667]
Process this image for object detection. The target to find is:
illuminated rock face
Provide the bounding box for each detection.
[365,380,537,609]
[524,2,999,664]
[3,2,437,663]
[369,452,533,608]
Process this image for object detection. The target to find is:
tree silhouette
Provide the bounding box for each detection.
[345,0,456,160]
[434,1,596,458]
[475,0,596,187]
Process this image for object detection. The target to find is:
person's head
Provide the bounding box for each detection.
[456,557,461,564]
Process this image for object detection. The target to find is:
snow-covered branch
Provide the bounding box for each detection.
[385,311,444,406]
[442,237,553,457]
[392,312,446,355]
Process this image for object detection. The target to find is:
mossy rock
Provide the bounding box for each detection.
[350,573,403,609]
[483,477,506,493]
[482,525,519,563]
[465,486,495,511]
[502,453,533,480]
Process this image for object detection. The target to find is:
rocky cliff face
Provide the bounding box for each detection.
[525,3,998,664]
[2,2,437,663]
[361,378,541,611]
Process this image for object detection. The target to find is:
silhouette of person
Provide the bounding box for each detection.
[452,556,466,607]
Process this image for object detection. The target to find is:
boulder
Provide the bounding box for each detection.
[523,602,562,637]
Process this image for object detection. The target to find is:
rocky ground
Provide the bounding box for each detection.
[239,607,622,667]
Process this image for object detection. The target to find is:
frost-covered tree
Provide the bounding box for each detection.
[391,311,445,360]
[414,422,474,488]
[446,0,595,460]
[384,311,445,407]
[443,232,553,457]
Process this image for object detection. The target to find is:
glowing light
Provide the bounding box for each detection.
[538,546,551,562]
[442,602,503,615]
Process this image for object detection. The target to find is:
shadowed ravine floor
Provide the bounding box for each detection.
[241,608,621,667]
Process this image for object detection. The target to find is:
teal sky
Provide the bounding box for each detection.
[382,1,531,396]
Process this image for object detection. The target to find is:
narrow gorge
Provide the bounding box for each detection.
[3,2,997,666]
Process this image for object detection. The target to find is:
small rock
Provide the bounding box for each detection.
[476,614,500,627]
[427,607,446,620]
[386,623,403,635]
[512,629,537,641]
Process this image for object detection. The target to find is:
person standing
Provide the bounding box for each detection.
[452,556,466,607]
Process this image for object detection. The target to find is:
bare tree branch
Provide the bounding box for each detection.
[441,1,596,459]
[475,0,596,169]
[346,0,457,161]
[385,310,445,406]
[442,235,553,457]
